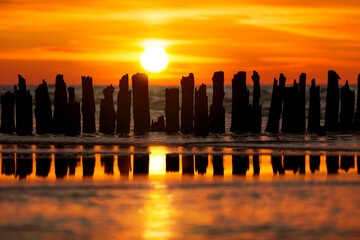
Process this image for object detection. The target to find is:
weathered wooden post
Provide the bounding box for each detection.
[116,74,131,134]
[308,79,321,132]
[14,74,32,135]
[132,73,150,134]
[53,74,67,133]
[65,87,81,136]
[99,85,116,134]
[35,80,52,134]
[231,71,249,133]
[194,84,209,136]
[181,74,194,133]
[209,71,225,133]
[81,76,96,133]
[339,81,355,131]
[325,70,340,131]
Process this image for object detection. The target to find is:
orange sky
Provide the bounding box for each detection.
[1,0,360,85]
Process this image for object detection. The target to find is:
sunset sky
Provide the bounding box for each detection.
[1,0,360,85]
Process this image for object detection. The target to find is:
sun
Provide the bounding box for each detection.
[140,47,169,73]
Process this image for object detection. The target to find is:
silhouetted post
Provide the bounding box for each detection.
[209,71,225,133]
[195,155,208,174]
[133,154,149,174]
[253,155,260,175]
[35,80,52,134]
[194,84,209,136]
[150,116,165,132]
[14,75,32,135]
[299,73,306,132]
[116,74,131,134]
[55,157,68,179]
[118,155,131,175]
[325,70,340,131]
[182,155,194,174]
[308,79,321,132]
[340,155,354,172]
[231,71,249,133]
[271,155,284,174]
[2,155,15,175]
[101,155,114,175]
[132,73,150,134]
[326,155,339,174]
[213,155,224,176]
[354,75,360,130]
[99,85,116,134]
[65,87,81,136]
[281,81,299,132]
[265,74,286,133]
[249,71,262,132]
[181,74,194,133]
[83,156,95,177]
[81,76,96,133]
[339,81,355,131]
[166,154,179,172]
[1,91,15,134]
[165,88,179,133]
[232,155,249,175]
[53,75,67,133]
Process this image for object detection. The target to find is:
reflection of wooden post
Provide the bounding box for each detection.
[339,81,355,131]
[35,80,52,134]
[133,154,149,174]
[65,87,81,136]
[182,155,194,174]
[14,74,32,135]
[132,73,150,134]
[194,84,209,136]
[209,71,225,133]
[195,155,208,174]
[231,71,249,133]
[165,88,179,133]
[83,157,95,177]
[1,91,15,134]
[232,155,249,175]
[213,155,224,176]
[325,70,340,131]
[181,74,194,133]
[326,155,339,174]
[310,155,320,173]
[53,74,67,133]
[81,76,96,133]
[266,74,286,133]
[355,74,360,130]
[99,85,116,134]
[249,71,262,133]
[166,154,179,172]
[253,155,260,175]
[118,155,131,175]
[116,74,131,134]
[308,79,321,132]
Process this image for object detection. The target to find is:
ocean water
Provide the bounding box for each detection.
[0,84,360,239]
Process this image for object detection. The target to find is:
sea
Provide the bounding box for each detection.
[0,84,360,240]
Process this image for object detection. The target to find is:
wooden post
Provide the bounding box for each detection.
[231,71,249,133]
[65,87,81,136]
[325,70,340,131]
[307,79,321,132]
[14,74,32,135]
[209,71,225,133]
[81,76,96,133]
[99,85,116,134]
[53,74,67,133]
[132,73,150,134]
[181,73,194,133]
[339,81,355,131]
[116,74,131,134]
[35,80,52,134]
[194,84,209,136]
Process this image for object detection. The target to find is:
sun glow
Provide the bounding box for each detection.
[140,47,169,73]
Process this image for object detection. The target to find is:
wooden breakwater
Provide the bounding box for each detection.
[1,70,359,136]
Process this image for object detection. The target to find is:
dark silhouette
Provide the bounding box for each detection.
[271,155,285,174]
[283,155,305,174]
[99,85,116,134]
[68,157,79,175]
[339,81,355,131]
[181,73,194,133]
[116,74,131,134]
[231,71,249,133]
[310,155,320,173]
[308,79,321,132]
[150,116,165,132]
[325,70,340,131]
[118,155,131,175]
[166,154,179,172]
[266,74,286,133]
[81,76,96,133]
[165,88,179,133]
[209,71,225,133]
[1,91,15,134]
[133,154,149,174]
[53,75,67,133]
[249,71,262,133]
[14,75,32,135]
[1,155,15,175]
[194,84,209,136]
[195,155,208,174]
[182,154,194,174]
[340,155,355,172]
[326,155,339,174]
[36,156,51,177]
[212,155,224,176]
[132,73,150,134]
[35,80,52,134]
[65,87,81,136]
[253,154,260,175]
[354,74,360,130]
[232,155,249,175]
[83,156,95,177]
[101,155,114,175]
[55,157,68,178]
[15,155,33,179]
[299,73,306,132]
